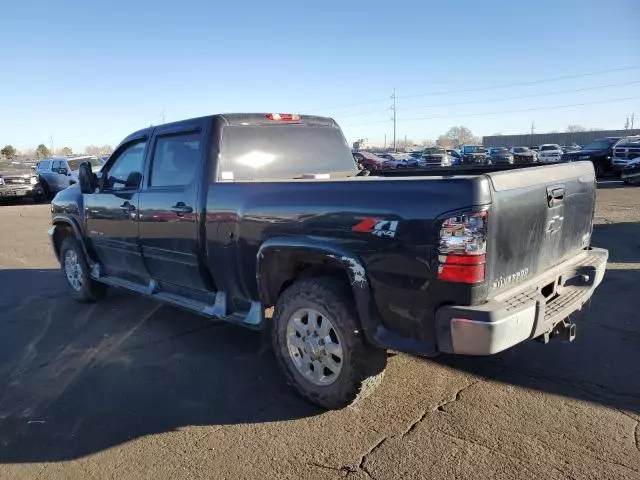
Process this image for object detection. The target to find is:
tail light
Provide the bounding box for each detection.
[437,211,487,283]
[265,113,300,121]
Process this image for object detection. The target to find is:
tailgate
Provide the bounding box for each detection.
[484,162,595,295]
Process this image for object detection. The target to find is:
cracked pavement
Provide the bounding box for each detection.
[0,182,639,479]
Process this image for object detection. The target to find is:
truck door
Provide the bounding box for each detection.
[85,137,149,283]
[137,121,211,292]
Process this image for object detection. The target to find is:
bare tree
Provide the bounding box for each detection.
[84,145,114,156]
[443,126,478,147]
[566,124,586,133]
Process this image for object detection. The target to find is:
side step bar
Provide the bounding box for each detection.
[93,274,263,329]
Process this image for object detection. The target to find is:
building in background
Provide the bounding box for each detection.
[352,138,370,151]
[483,129,640,148]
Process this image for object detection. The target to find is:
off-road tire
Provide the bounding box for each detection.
[59,236,107,303]
[272,277,387,409]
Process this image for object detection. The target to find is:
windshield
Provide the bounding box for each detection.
[540,145,560,151]
[220,125,356,180]
[67,157,104,171]
[513,147,529,153]
[583,140,615,150]
[423,148,445,155]
[494,148,510,154]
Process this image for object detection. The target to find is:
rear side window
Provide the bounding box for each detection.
[150,132,201,187]
[219,125,356,181]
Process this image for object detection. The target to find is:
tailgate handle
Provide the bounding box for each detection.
[547,185,565,207]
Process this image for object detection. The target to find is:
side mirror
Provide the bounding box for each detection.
[78,162,98,194]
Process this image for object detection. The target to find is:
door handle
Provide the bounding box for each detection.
[119,202,135,212]
[171,203,193,216]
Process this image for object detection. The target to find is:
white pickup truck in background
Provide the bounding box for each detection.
[537,144,564,163]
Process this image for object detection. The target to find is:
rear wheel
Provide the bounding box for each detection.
[59,236,107,303]
[272,277,387,409]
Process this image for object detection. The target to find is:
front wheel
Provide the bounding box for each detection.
[272,277,387,409]
[59,237,107,303]
[593,162,605,178]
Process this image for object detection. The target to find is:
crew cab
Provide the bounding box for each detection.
[562,137,621,177]
[49,113,608,409]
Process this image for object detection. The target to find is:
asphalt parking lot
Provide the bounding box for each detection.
[0,183,639,480]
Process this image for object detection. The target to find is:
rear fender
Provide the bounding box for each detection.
[257,237,379,343]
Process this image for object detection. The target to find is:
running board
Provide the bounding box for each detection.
[93,274,263,329]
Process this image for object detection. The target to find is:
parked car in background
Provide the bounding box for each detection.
[537,144,563,163]
[379,153,412,169]
[37,156,105,197]
[421,147,454,167]
[510,146,538,163]
[487,147,514,165]
[352,151,384,171]
[561,137,621,177]
[446,149,463,164]
[562,144,581,153]
[0,167,46,203]
[611,136,640,173]
[460,145,488,164]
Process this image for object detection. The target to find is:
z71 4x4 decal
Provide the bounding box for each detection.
[352,218,398,238]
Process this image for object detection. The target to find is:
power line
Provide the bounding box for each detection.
[400,79,640,112]
[396,66,640,100]
[343,96,640,127]
[301,66,639,114]
[337,79,640,119]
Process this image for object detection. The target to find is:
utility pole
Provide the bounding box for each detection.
[49,134,54,155]
[404,134,407,151]
[625,117,630,130]
[384,134,387,150]
[530,121,535,135]
[391,88,397,152]
[632,112,635,130]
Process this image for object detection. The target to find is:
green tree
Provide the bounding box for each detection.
[36,144,51,158]
[1,145,17,160]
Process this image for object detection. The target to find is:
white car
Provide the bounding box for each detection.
[537,144,563,163]
[36,156,105,196]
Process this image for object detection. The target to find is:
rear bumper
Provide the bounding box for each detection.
[435,248,608,355]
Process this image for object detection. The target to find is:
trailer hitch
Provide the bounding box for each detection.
[538,317,577,344]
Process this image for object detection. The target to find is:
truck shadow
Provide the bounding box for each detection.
[0,220,638,463]
[0,269,319,463]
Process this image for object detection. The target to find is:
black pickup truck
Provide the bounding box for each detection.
[49,113,608,409]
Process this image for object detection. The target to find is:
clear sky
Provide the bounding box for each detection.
[1,0,639,152]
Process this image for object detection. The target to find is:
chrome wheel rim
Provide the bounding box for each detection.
[286,308,343,386]
[64,249,84,292]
